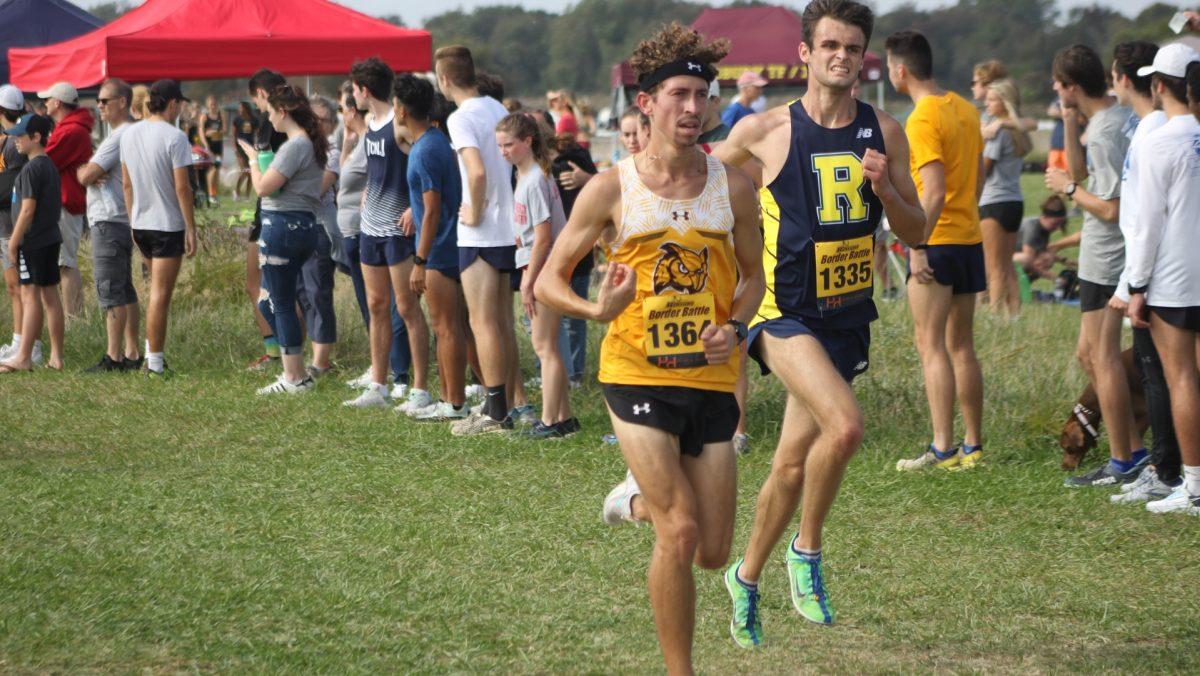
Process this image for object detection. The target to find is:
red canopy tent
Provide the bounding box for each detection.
[612,6,883,88]
[8,0,431,91]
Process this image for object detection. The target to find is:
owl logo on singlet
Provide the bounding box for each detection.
[652,243,709,294]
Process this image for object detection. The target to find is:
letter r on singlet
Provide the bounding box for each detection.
[811,152,869,225]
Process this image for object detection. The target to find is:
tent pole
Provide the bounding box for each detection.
[306,76,312,96]
[876,80,883,112]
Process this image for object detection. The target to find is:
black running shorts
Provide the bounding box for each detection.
[1079,280,1117,313]
[602,384,739,457]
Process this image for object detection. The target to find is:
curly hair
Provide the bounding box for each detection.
[628,23,730,84]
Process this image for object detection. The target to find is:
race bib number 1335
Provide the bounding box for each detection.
[814,235,873,311]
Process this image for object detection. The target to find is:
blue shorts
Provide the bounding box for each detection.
[359,233,414,267]
[909,243,986,295]
[428,265,461,282]
[747,316,871,383]
[458,245,516,274]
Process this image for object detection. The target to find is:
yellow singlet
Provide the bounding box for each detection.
[598,153,739,393]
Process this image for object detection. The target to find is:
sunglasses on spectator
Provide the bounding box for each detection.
[97,97,124,106]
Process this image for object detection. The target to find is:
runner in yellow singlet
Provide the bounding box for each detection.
[535,24,764,676]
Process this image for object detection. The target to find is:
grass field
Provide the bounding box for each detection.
[2,176,1199,672]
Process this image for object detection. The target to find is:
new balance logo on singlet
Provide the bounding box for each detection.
[856,128,873,139]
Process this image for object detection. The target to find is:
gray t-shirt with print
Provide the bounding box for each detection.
[262,136,322,214]
[513,164,567,269]
[1078,104,1132,285]
[980,128,1023,206]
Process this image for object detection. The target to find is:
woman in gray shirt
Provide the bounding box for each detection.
[978,79,1030,317]
[237,84,327,395]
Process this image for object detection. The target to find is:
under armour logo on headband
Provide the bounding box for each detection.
[687,62,702,72]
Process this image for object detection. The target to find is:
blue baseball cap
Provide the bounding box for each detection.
[3,113,54,140]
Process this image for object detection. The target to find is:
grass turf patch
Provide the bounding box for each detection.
[1,186,1198,671]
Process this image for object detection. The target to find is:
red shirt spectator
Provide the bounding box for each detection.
[44,102,94,216]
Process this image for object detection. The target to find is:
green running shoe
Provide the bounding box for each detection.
[786,547,834,625]
[723,559,764,648]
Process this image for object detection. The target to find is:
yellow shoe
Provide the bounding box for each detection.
[954,444,984,470]
[896,445,961,471]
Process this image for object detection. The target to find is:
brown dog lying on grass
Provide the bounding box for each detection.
[1059,348,1149,471]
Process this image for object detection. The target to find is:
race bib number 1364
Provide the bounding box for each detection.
[643,292,714,369]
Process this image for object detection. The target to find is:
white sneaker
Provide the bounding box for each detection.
[464,383,486,401]
[391,382,409,400]
[1112,466,1176,504]
[410,400,470,421]
[30,340,44,365]
[394,388,432,414]
[525,376,542,390]
[602,470,642,526]
[0,342,12,361]
[343,385,390,408]
[256,375,315,396]
[1146,486,1200,514]
[345,368,374,389]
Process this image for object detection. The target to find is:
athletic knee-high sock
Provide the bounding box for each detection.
[485,385,507,421]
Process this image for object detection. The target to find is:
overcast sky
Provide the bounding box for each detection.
[77,0,1174,28]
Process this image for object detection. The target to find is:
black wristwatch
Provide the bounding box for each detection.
[913,243,929,250]
[726,319,748,344]
[1065,182,1077,197]
[413,255,428,266]
[1129,284,1149,295]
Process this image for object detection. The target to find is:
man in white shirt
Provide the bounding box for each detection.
[436,45,523,436]
[1106,42,1183,505]
[1125,45,1200,516]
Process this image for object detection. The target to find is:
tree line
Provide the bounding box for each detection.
[82,0,1188,108]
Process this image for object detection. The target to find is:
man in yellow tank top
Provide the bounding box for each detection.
[536,24,764,676]
[885,31,988,472]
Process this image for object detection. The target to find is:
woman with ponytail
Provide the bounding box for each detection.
[496,112,576,438]
[237,84,327,395]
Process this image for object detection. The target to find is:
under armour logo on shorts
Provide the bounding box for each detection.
[633,403,651,415]
[687,62,702,72]
[672,211,689,221]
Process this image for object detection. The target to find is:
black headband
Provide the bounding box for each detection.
[638,59,717,92]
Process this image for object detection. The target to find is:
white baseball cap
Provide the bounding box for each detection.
[1137,43,1200,78]
[0,84,23,111]
[36,81,79,105]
